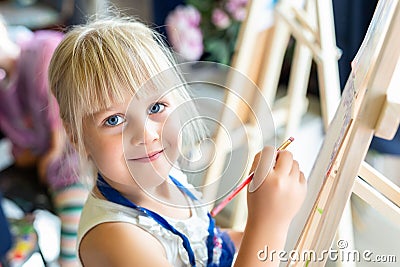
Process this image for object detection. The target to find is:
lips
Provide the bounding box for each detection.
[131,149,164,162]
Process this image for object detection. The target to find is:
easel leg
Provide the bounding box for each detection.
[258,16,291,106]
[315,0,341,129]
[285,41,312,138]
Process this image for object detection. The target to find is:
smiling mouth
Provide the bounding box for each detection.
[131,149,164,162]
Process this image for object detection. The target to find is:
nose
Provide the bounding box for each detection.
[127,118,160,146]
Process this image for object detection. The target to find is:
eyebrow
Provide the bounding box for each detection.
[147,93,173,104]
[90,105,124,122]
[90,94,170,118]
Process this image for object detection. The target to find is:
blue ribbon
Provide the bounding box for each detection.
[97,173,203,266]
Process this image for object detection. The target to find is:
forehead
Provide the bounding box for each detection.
[68,28,181,117]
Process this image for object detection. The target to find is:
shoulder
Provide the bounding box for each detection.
[77,194,140,241]
[78,195,175,266]
[80,221,173,267]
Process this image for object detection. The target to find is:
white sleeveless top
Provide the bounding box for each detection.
[77,176,210,267]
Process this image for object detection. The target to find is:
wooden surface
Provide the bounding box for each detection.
[286,1,400,265]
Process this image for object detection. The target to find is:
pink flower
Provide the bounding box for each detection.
[212,8,231,29]
[166,5,204,61]
[225,0,248,21]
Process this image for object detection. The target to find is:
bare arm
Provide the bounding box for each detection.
[234,147,307,267]
[80,222,174,267]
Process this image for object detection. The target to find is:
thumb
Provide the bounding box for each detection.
[248,146,276,192]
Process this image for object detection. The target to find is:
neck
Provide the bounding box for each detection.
[147,180,187,206]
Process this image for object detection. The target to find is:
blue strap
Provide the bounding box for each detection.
[206,213,216,265]
[168,175,199,201]
[96,173,197,266]
[169,175,221,266]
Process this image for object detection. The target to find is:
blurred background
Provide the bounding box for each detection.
[0,0,399,266]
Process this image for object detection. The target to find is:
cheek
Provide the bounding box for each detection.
[85,135,127,176]
[161,113,182,153]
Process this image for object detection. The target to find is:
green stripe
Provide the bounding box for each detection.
[58,205,84,213]
[59,251,78,260]
[61,228,78,237]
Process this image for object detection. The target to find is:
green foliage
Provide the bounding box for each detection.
[185,0,243,65]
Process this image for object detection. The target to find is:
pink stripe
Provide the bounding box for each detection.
[53,189,88,206]
[59,218,81,230]
[61,238,77,250]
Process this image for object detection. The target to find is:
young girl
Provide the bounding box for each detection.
[48,16,307,267]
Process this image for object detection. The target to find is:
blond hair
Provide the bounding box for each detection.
[49,16,207,185]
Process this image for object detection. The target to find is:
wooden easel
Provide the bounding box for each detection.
[285,0,400,265]
[202,0,342,229]
[258,0,341,132]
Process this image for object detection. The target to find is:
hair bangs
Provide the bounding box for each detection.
[72,24,180,115]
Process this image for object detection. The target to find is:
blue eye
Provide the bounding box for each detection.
[104,115,125,126]
[148,102,166,114]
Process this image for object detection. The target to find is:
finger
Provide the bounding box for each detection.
[249,150,261,174]
[249,146,276,193]
[299,171,306,184]
[274,150,293,174]
[290,160,299,177]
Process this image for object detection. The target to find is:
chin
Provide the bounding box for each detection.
[128,166,168,186]
[133,175,167,189]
